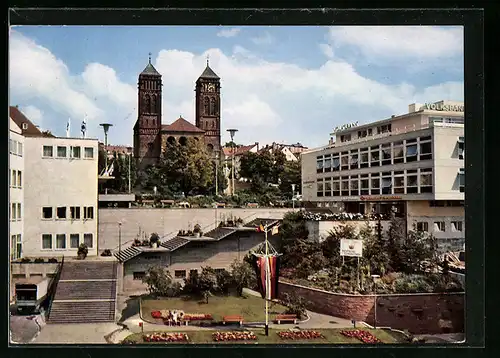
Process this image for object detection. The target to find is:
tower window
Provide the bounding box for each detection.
[210,97,216,115]
[204,97,209,115]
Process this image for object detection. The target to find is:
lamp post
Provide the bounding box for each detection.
[100,123,113,173]
[291,184,296,209]
[127,152,131,193]
[227,129,238,196]
[214,153,219,196]
[118,222,122,256]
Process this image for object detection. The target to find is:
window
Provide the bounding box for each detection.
[417,222,429,232]
[84,206,94,219]
[407,172,418,194]
[458,137,465,160]
[420,169,433,193]
[42,234,53,249]
[57,146,67,158]
[17,171,22,188]
[370,146,380,167]
[381,177,392,195]
[377,124,391,134]
[71,146,81,158]
[11,203,16,221]
[10,139,16,154]
[16,234,22,259]
[175,270,187,279]
[84,233,93,248]
[324,155,332,173]
[17,203,22,220]
[350,177,359,196]
[381,143,391,165]
[331,155,340,171]
[458,168,465,192]
[317,181,324,197]
[56,206,67,219]
[370,177,380,195]
[133,272,146,280]
[42,207,53,219]
[341,177,349,195]
[340,134,351,142]
[56,234,66,249]
[420,141,432,161]
[189,269,198,277]
[350,153,359,170]
[18,142,23,156]
[358,130,368,138]
[22,123,28,130]
[332,180,340,196]
[316,157,324,173]
[70,234,80,248]
[360,178,369,195]
[324,180,332,197]
[393,141,404,164]
[406,143,418,162]
[43,145,53,157]
[451,221,463,232]
[394,175,405,194]
[434,222,446,232]
[430,116,443,123]
[84,147,94,159]
[360,149,369,168]
[11,170,16,187]
[11,235,16,261]
[340,152,349,170]
[70,206,81,220]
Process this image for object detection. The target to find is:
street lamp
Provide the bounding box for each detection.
[100,123,113,175]
[291,184,296,209]
[127,152,132,193]
[227,129,238,196]
[214,153,219,197]
[118,222,122,256]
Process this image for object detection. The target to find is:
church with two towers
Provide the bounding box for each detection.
[133,55,222,169]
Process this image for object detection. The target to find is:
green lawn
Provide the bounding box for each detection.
[122,328,404,344]
[141,294,289,323]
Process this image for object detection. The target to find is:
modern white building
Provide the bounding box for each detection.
[9,106,100,258]
[9,117,24,261]
[301,100,465,251]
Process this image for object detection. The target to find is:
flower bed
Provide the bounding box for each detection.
[150,311,212,321]
[212,331,257,342]
[340,330,382,344]
[277,330,324,340]
[151,311,162,319]
[184,313,213,321]
[143,332,189,343]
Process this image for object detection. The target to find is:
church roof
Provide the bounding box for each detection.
[140,62,161,76]
[162,117,205,133]
[198,64,220,80]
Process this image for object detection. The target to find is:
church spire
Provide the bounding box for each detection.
[140,52,160,76]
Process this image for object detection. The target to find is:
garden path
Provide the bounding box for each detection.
[32,323,121,344]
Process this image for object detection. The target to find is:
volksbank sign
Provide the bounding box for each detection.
[421,102,464,112]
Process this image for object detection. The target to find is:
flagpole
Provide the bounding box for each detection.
[265,226,269,336]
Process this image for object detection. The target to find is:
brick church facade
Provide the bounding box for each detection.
[133,57,222,169]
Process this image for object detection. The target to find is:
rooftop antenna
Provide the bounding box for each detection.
[148,52,152,64]
[206,54,209,66]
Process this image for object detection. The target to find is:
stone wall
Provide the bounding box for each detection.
[278,281,464,334]
[98,208,292,253]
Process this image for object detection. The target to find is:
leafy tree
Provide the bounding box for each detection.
[280,292,308,319]
[296,250,328,278]
[321,224,359,265]
[400,226,439,274]
[142,266,181,297]
[215,269,234,295]
[182,270,201,295]
[278,159,301,198]
[77,243,88,260]
[230,259,257,296]
[386,213,406,272]
[279,212,311,268]
[361,221,389,276]
[198,266,218,303]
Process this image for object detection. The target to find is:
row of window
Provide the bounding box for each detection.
[133,268,227,280]
[11,234,22,260]
[317,136,436,173]
[416,221,464,233]
[42,206,94,220]
[41,233,94,250]
[10,139,23,157]
[10,203,22,221]
[10,170,22,188]
[42,145,95,159]
[316,168,434,197]
[429,117,464,124]
[339,124,392,143]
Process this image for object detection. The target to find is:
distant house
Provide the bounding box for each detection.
[258,142,309,162]
[99,143,133,159]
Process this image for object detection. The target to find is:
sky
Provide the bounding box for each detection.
[9,26,464,148]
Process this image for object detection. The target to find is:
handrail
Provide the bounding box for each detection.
[46,255,64,321]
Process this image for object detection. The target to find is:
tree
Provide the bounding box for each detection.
[142,266,181,297]
[361,221,389,276]
[400,226,439,274]
[386,213,406,272]
[278,159,301,198]
[280,292,308,319]
[198,266,218,303]
[230,259,257,296]
[279,212,310,268]
[321,224,358,265]
[215,269,234,295]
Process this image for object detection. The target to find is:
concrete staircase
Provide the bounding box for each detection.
[47,261,117,324]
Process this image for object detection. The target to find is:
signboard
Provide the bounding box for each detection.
[360,195,402,201]
[340,239,363,257]
[421,103,464,112]
[331,122,359,134]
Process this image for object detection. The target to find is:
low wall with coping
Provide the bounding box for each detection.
[278,281,464,334]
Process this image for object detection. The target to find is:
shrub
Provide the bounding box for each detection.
[150,233,160,244]
[193,224,201,233]
[394,274,433,293]
[77,244,89,260]
[216,269,234,294]
[21,257,31,263]
[101,249,112,257]
[281,292,307,319]
[34,258,45,263]
[48,258,58,263]
[143,266,181,297]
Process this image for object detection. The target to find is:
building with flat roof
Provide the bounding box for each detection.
[9,117,24,261]
[301,100,465,251]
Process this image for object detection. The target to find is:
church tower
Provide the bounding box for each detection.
[195,58,221,154]
[133,54,162,169]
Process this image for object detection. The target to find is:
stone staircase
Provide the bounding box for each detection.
[47,261,117,324]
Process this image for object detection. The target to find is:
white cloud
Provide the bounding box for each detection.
[319,43,334,59]
[251,32,274,45]
[328,26,463,60]
[20,105,44,127]
[9,28,463,148]
[216,27,241,38]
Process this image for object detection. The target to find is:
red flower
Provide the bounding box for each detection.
[340,330,382,344]
[143,332,189,343]
[277,330,324,340]
[212,331,257,342]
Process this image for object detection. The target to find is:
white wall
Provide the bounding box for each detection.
[23,137,99,257]
[9,118,24,260]
[306,220,390,243]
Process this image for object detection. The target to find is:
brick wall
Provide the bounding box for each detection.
[278,281,464,334]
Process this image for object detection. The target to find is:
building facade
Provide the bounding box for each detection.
[9,118,24,261]
[23,136,99,257]
[301,100,465,251]
[133,57,222,170]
